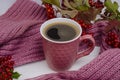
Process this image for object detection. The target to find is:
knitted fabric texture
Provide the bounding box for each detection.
[0,0,47,66]
[86,21,109,53]
[87,20,120,53]
[27,48,120,80]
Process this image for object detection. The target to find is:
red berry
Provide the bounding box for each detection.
[0,55,15,80]
[44,3,56,19]
[89,0,104,8]
[105,31,119,48]
[72,18,93,36]
[82,31,86,35]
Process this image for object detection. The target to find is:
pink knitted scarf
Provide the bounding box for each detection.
[27,48,120,80]
[0,0,120,80]
[0,0,47,66]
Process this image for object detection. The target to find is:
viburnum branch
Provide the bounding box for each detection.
[102,0,120,20]
[42,0,104,20]
[0,56,20,80]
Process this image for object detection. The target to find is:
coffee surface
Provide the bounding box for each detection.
[45,23,77,41]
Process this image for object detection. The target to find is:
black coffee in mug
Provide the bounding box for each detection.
[43,23,79,41]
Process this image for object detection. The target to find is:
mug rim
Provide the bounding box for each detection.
[40,18,82,44]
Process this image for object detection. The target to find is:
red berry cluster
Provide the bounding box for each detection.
[72,18,93,36]
[89,0,104,8]
[44,3,56,19]
[105,32,120,48]
[0,56,14,80]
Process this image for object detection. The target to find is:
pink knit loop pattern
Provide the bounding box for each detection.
[27,48,120,80]
[87,20,120,53]
[0,0,47,66]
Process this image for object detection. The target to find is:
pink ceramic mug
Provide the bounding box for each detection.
[40,18,95,71]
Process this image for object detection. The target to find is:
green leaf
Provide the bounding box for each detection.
[70,0,90,11]
[104,0,119,13]
[104,0,113,11]
[73,0,90,7]
[12,72,21,79]
[109,15,117,19]
[63,0,75,9]
[104,0,120,20]
[42,0,60,7]
[58,8,78,18]
[113,2,119,11]
[74,0,83,5]
[76,5,89,11]
[117,13,120,20]
[105,0,113,11]
[84,0,90,7]
[69,2,77,8]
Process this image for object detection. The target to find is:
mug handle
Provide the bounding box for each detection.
[76,35,95,60]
